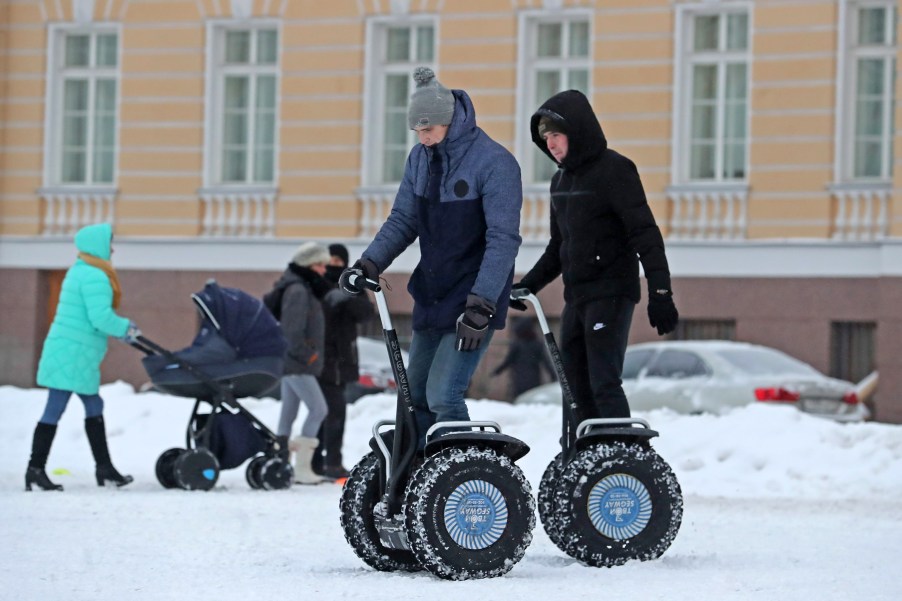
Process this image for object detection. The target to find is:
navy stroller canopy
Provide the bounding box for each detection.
[192,280,287,359]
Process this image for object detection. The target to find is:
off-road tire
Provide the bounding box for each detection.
[339,453,421,572]
[553,442,682,567]
[405,447,535,580]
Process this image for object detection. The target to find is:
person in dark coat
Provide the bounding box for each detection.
[314,243,374,479]
[340,67,523,448]
[492,318,556,401]
[512,90,679,421]
[274,241,331,484]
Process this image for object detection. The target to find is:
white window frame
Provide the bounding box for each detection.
[202,19,282,191]
[515,8,593,185]
[42,23,122,190]
[361,15,438,187]
[835,0,897,183]
[671,2,752,185]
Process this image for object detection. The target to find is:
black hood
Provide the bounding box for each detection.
[530,89,607,171]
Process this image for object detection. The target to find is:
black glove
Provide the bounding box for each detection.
[456,294,495,352]
[647,290,679,336]
[339,258,379,296]
[508,281,533,311]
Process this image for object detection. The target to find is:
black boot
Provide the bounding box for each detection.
[85,416,133,487]
[25,423,63,491]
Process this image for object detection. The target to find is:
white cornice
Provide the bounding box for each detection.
[3,236,902,278]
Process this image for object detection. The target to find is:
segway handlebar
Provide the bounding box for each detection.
[348,272,381,293]
[350,274,393,331]
[509,290,552,336]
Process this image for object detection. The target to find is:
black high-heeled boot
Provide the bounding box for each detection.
[95,464,134,487]
[25,422,63,491]
[85,415,133,488]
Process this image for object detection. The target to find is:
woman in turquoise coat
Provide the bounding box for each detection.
[27,223,141,491]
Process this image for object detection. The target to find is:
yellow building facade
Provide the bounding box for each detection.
[2,0,899,240]
[2,0,902,420]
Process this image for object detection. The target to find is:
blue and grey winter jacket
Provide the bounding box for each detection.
[362,89,523,332]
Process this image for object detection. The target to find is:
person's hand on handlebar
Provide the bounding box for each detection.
[339,258,379,296]
[508,282,533,311]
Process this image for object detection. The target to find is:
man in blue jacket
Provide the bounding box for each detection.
[341,67,522,448]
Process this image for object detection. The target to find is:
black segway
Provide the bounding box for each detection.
[512,290,682,567]
[339,275,536,580]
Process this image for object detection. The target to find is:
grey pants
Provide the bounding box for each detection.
[277,374,328,438]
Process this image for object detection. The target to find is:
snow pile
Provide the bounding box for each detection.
[2,382,901,500]
[1,383,901,601]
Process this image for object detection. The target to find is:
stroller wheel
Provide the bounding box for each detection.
[246,455,267,489]
[553,441,683,567]
[173,448,220,491]
[405,446,536,580]
[537,452,568,553]
[155,448,183,489]
[340,453,421,572]
[260,456,293,490]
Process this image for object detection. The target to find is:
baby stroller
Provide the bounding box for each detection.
[133,280,292,491]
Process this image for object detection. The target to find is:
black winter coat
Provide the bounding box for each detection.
[520,90,671,305]
[319,287,374,386]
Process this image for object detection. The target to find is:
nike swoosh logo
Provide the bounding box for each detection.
[593,323,605,331]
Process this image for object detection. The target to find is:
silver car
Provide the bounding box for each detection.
[514,340,870,423]
[345,337,409,403]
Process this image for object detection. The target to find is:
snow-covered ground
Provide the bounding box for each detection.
[2,381,901,600]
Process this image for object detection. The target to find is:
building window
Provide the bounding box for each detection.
[842,2,897,181]
[206,25,279,186]
[521,14,591,183]
[364,19,436,185]
[676,8,750,182]
[672,319,736,341]
[830,321,876,383]
[45,28,120,186]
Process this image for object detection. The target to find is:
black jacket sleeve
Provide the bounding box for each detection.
[520,200,563,293]
[613,157,672,293]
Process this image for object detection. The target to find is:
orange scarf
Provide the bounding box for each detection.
[78,252,122,309]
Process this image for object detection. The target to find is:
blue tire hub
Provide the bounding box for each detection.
[587,473,652,540]
[443,480,508,550]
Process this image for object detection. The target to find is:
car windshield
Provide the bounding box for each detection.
[623,348,655,379]
[717,347,821,376]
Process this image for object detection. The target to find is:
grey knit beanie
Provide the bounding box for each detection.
[292,241,330,267]
[407,67,455,130]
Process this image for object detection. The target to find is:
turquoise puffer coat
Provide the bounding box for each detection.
[36,223,131,395]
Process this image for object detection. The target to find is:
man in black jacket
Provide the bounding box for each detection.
[513,90,679,420]
[315,244,374,479]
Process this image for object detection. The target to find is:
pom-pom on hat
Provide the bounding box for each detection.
[292,241,330,267]
[407,67,455,130]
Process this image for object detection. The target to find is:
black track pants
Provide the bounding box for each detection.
[559,296,636,421]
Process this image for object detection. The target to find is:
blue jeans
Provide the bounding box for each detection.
[39,388,104,425]
[406,329,494,449]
